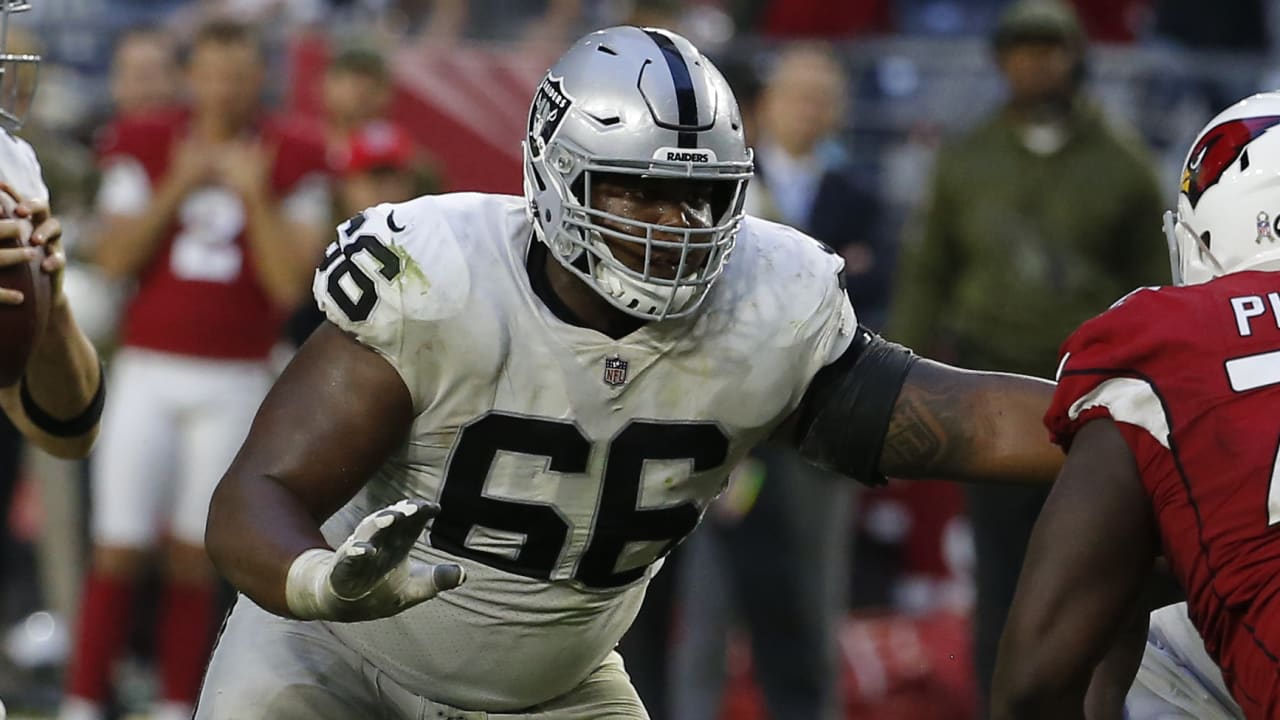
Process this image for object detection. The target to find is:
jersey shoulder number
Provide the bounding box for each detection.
[313,198,471,408]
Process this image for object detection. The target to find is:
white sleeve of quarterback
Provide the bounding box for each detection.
[312,199,469,412]
[0,130,49,204]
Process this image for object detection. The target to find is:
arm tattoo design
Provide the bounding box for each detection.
[879,362,991,478]
[880,385,947,472]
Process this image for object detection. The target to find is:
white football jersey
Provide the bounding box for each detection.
[0,128,48,204]
[1128,602,1243,719]
[310,192,854,710]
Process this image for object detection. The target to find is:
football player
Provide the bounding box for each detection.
[991,92,1280,720]
[196,27,1062,718]
[0,0,102,458]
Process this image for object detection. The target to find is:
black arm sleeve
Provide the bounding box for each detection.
[793,326,917,486]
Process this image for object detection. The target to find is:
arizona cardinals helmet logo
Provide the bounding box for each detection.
[1181,116,1280,208]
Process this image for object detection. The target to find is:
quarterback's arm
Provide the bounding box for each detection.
[206,322,421,617]
[796,329,1062,485]
[0,302,102,458]
[0,200,102,458]
[989,418,1159,720]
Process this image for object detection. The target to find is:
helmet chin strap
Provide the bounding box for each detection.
[1165,210,1226,286]
[589,237,698,319]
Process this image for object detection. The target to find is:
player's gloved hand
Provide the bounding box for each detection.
[285,498,465,622]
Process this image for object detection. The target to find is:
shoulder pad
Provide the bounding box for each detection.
[731,216,849,323]
[313,199,471,401]
[1047,286,1187,449]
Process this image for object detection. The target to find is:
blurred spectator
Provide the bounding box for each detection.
[109,26,182,120]
[753,43,891,326]
[668,46,865,720]
[321,41,393,159]
[61,19,329,720]
[284,118,440,347]
[332,119,437,211]
[888,1,1168,715]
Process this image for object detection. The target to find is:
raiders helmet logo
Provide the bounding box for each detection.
[1181,116,1280,208]
[527,75,572,160]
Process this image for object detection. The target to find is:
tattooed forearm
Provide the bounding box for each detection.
[879,360,983,478]
[879,360,1060,483]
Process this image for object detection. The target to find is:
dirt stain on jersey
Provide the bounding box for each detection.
[392,245,430,292]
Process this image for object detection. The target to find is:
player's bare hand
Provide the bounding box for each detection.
[285,499,465,622]
[0,239,36,305]
[10,196,66,303]
[0,186,59,305]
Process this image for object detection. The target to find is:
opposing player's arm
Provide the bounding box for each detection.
[1082,560,1184,719]
[794,328,1062,485]
[989,418,1159,720]
[1082,601,1149,720]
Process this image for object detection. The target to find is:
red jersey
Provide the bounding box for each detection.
[96,108,329,360]
[1046,271,1280,717]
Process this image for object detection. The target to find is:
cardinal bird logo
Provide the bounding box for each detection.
[1182,116,1280,208]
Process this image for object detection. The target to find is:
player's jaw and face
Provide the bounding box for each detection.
[587,173,718,280]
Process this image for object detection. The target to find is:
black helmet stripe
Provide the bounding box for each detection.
[644,29,698,148]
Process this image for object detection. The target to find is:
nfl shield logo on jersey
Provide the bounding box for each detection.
[603,356,629,386]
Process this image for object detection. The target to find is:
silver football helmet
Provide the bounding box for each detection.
[0,1,37,130]
[523,26,753,321]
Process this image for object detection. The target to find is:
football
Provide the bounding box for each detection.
[0,192,48,387]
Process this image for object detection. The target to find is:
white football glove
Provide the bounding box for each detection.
[285,498,465,622]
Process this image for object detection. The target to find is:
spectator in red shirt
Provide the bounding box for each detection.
[61,19,330,720]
